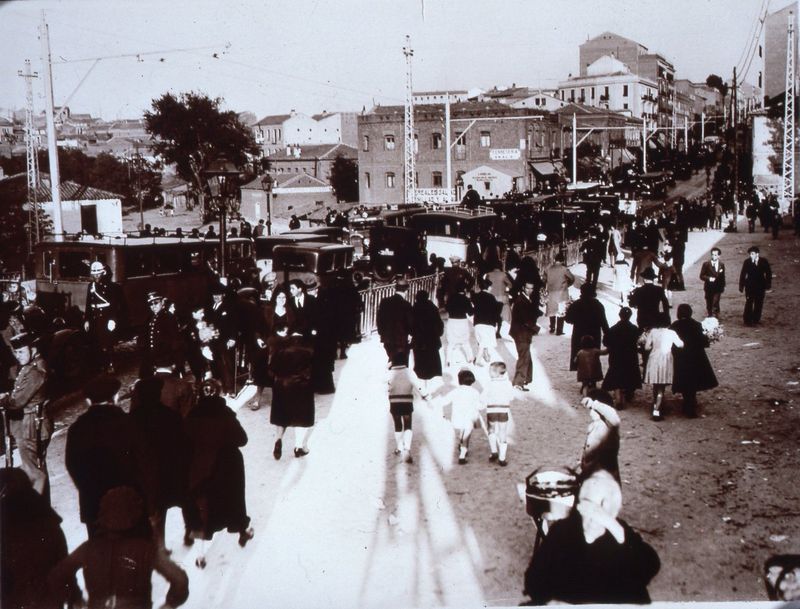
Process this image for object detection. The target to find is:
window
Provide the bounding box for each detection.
[384,135,395,150]
[362,135,369,151]
[623,85,629,97]
[365,172,371,188]
[623,103,629,110]
[570,90,575,102]
[455,131,466,160]
[604,86,609,97]
[480,131,491,147]
[432,132,442,149]
[591,87,595,100]
[580,88,585,100]
[386,172,396,188]
[432,171,443,187]
[414,133,418,154]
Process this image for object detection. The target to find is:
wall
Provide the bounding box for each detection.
[39,198,123,235]
[240,187,337,222]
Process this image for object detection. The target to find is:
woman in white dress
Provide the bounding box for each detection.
[643,312,684,421]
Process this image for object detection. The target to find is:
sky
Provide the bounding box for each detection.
[0,0,795,122]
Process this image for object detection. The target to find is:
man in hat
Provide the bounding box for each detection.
[65,374,157,537]
[0,332,52,499]
[376,278,413,365]
[84,261,125,373]
[138,291,181,377]
[628,267,670,331]
[739,245,773,326]
[206,282,239,395]
[510,280,541,390]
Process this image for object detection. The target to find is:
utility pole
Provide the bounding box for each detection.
[445,94,453,201]
[572,113,577,183]
[733,65,739,213]
[403,35,416,206]
[782,11,796,215]
[18,59,40,252]
[39,11,64,239]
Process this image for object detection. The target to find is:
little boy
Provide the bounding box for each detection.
[481,361,515,466]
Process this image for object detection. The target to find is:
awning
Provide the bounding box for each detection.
[530,161,560,177]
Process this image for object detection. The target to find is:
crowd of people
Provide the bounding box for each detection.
[0,177,789,606]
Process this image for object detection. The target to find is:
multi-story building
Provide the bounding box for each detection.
[557,56,658,126]
[510,90,568,112]
[253,110,359,157]
[267,143,358,184]
[579,33,675,140]
[411,90,475,105]
[357,101,563,205]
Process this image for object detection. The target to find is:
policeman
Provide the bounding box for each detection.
[84,261,125,373]
[138,291,181,377]
[0,332,52,500]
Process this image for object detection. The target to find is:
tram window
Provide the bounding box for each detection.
[125,249,153,278]
[153,247,183,274]
[58,251,106,279]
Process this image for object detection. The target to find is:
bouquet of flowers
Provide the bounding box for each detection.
[701,316,724,343]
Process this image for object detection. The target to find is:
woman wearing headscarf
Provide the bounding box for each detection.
[183,379,253,568]
[670,303,718,418]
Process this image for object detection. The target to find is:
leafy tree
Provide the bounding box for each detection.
[705,74,729,118]
[144,92,258,210]
[329,154,359,202]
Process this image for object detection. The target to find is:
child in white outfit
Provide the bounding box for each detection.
[481,361,515,466]
[437,369,486,464]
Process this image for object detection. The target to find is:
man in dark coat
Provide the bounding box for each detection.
[580,232,604,290]
[565,283,609,371]
[129,376,190,549]
[376,278,413,365]
[65,374,156,537]
[206,283,238,395]
[739,245,772,325]
[628,267,670,330]
[601,307,642,409]
[699,247,725,318]
[138,292,181,377]
[510,280,541,390]
[84,261,125,373]
[287,279,319,339]
[461,184,482,210]
[670,304,718,418]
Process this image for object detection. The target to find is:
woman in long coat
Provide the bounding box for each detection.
[601,307,642,408]
[269,327,315,459]
[183,379,253,568]
[544,253,575,335]
[411,290,444,382]
[564,283,609,371]
[670,303,718,418]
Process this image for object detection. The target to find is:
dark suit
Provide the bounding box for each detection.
[510,293,541,386]
[628,283,670,330]
[139,310,181,376]
[288,293,319,339]
[207,297,238,393]
[699,260,726,317]
[739,256,772,324]
[84,278,125,371]
[377,293,413,364]
[65,404,156,536]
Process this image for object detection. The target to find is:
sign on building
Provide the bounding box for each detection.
[489,148,521,160]
[415,188,456,204]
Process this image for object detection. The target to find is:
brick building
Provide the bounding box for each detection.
[357,101,562,205]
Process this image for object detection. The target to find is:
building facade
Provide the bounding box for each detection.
[764,4,798,103]
[357,101,562,205]
[266,143,358,184]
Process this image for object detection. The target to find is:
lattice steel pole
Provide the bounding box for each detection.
[782,11,796,214]
[403,35,416,206]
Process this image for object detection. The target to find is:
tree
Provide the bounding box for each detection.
[329,154,359,202]
[706,74,729,118]
[144,92,258,210]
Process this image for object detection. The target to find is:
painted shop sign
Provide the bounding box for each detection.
[489,148,521,160]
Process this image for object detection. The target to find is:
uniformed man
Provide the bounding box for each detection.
[0,332,52,500]
[84,261,125,373]
[139,291,181,377]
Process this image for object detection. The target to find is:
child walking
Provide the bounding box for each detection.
[575,335,607,397]
[387,353,428,464]
[437,369,486,464]
[481,361,515,466]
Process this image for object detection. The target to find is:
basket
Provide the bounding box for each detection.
[525,466,578,520]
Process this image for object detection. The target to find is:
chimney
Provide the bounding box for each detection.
[294,146,301,158]
[286,145,292,155]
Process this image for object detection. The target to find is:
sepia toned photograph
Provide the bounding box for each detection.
[1,0,800,607]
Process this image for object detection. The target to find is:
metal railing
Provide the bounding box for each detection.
[357,239,583,337]
[359,272,440,337]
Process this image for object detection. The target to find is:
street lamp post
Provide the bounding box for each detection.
[261,173,274,236]
[203,159,240,279]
